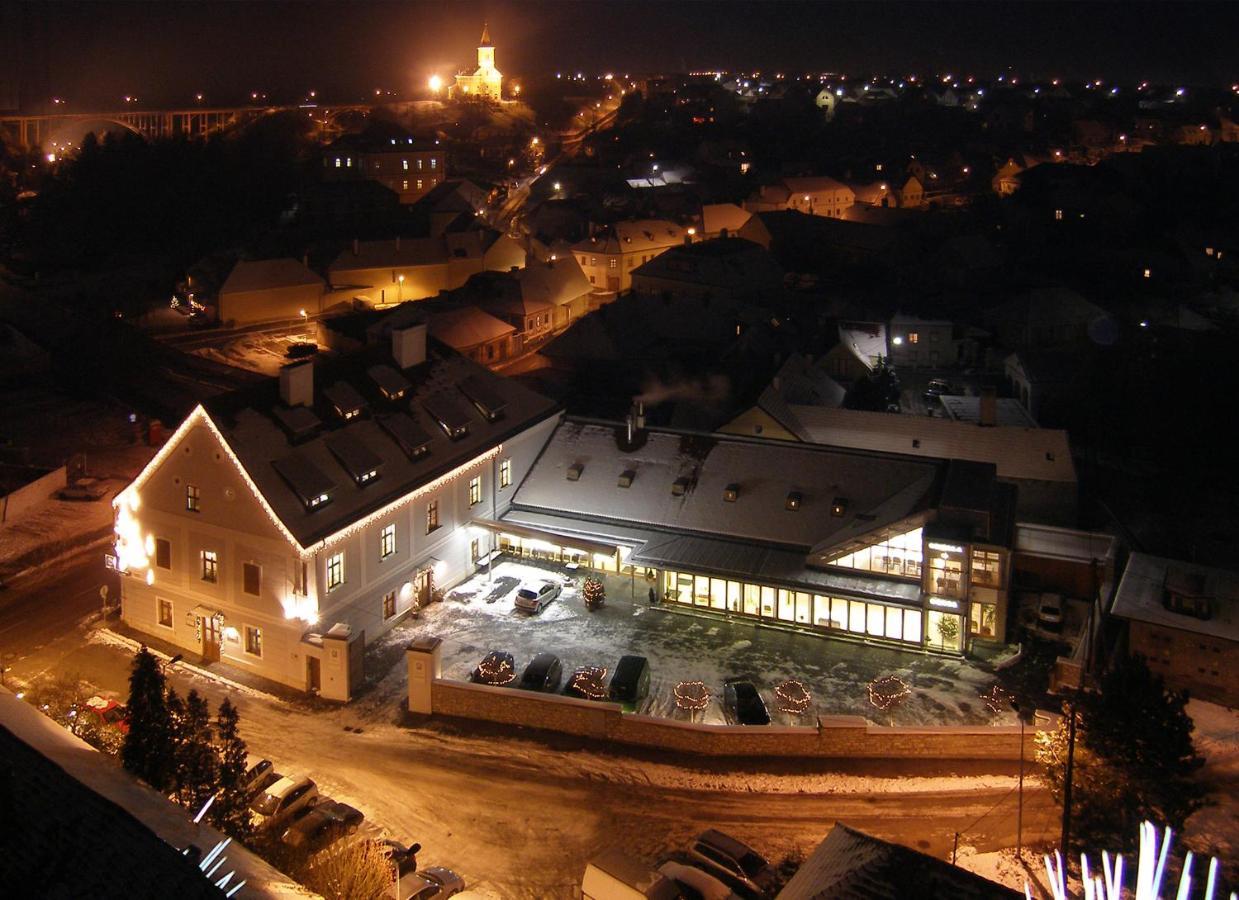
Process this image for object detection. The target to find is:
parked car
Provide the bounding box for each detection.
[405,866,466,899]
[582,848,680,900]
[470,650,517,686]
[922,378,953,402]
[687,829,777,897]
[608,655,651,706]
[722,679,770,726]
[519,653,563,692]
[81,696,129,733]
[514,580,561,613]
[249,775,318,829]
[658,860,743,900]
[281,800,364,852]
[242,757,277,798]
[1037,593,1064,633]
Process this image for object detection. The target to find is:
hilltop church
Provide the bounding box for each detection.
[450,24,503,101]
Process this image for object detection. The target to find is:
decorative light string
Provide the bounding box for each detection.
[774,679,812,715]
[674,680,710,711]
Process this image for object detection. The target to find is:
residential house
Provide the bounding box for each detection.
[327,230,526,307]
[721,352,846,441]
[570,219,686,296]
[822,321,887,382]
[888,314,955,368]
[992,157,1026,195]
[777,823,1022,899]
[115,325,560,697]
[697,202,772,247]
[1111,553,1239,707]
[323,134,447,205]
[844,179,895,208]
[426,306,517,366]
[500,419,1019,653]
[410,179,491,236]
[630,237,784,303]
[217,258,326,326]
[517,255,593,331]
[746,176,856,218]
[897,175,924,209]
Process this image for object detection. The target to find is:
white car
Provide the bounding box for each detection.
[249,774,318,829]
[405,866,466,899]
[514,580,561,613]
[1037,593,1064,633]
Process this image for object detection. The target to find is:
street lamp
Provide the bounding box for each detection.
[398,274,405,303]
[428,74,442,94]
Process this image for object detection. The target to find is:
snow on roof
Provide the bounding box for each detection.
[782,175,855,196]
[785,405,1076,484]
[220,258,324,296]
[571,219,686,255]
[329,237,450,272]
[1014,522,1115,564]
[838,321,887,370]
[1111,552,1239,643]
[519,256,592,307]
[700,202,753,235]
[630,238,783,292]
[937,395,1038,427]
[428,306,515,349]
[510,420,941,552]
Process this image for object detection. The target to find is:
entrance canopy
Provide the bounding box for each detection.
[190,605,221,619]
[469,517,621,559]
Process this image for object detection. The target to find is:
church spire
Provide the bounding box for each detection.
[479,22,492,47]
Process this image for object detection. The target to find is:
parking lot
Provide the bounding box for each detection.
[394,559,1019,727]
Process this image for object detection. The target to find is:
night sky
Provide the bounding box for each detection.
[7,1,1239,110]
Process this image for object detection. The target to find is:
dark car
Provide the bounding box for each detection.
[518,653,563,692]
[285,342,318,359]
[687,828,778,897]
[281,799,364,852]
[470,651,517,686]
[922,378,953,402]
[722,678,770,726]
[608,655,651,706]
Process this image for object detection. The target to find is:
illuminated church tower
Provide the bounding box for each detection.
[450,23,503,101]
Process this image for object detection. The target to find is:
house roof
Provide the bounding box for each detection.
[519,257,593,308]
[777,823,1022,900]
[700,202,753,234]
[630,237,784,293]
[782,176,854,196]
[220,258,324,296]
[774,404,1076,483]
[570,219,686,255]
[1111,552,1239,643]
[937,396,1038,427]
[200,342,557,548]
[427,306,516,349]
[328,228,514,275]
[510,420,943,554]
[837,322,887,371]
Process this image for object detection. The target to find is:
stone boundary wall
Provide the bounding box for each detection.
[426,677,1041,761]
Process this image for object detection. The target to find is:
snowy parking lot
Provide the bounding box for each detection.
[386,559,1018,727]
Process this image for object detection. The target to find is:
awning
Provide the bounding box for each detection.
[470,517,621,559]
[190,605,221,619]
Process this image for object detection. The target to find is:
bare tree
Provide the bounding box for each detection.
[296,839,393,900]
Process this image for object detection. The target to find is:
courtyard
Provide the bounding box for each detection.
[385,558,1023,727]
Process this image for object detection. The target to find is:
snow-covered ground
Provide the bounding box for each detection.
[191,329,323,376]
[1184,699,1239,871]
[381,559,1016,727]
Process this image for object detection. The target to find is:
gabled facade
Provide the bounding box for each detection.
[571,219,686,296]
[116,329,560,698]
[323,136,447,205]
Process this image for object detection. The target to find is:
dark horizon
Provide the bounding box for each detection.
[3,0,1238,112]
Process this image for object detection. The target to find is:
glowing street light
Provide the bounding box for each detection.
[428,74,443,93]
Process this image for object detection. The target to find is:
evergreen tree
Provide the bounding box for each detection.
[211,698,252,839]
[121,647,175,792]
[165,687,187,797]
[176,690,219,815]
[1037,654,1208,851]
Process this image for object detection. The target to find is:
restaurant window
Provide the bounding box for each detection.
[814,595,831,626]
[158,598,173,628]
[795,592,812,624]
[380,524,396,559]
[242,562,261,597]
[326,552,344,591]
[727,581,742,613]
[848,600,866,634]
[970,602,998,638]
[244,625,263,657]
[777,589,794,622]
[693,575,711,607]
[710,578,726,610]
[468,476,482,506]
[929,553,964,598]
[827,527,924,578]
[971,550,1002,588]
[760,586,775,617]
[885,606,904,640]
[743,583,760,616]
[867,604,885,636]
[927,609,963,652]
[500,458,512,488]
[830,597,849,630]
[383,590,397,620]
[426,499,439,533]
[201,550,218,583]
[155,538,171,570]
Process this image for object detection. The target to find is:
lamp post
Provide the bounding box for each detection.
[1011,699,1025,859]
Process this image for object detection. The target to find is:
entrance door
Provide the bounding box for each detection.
[202,616,221,662]
[307,656,321,693]
[415,570,431,605]
[607,275,620,292]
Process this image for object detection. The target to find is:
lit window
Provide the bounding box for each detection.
[590,256,597,266]
[201,550,218,583]
[334,157,341,168]
[155,538,171,570]
[907,332,919,344]
[417,179,423,190]
[608,258,618,269]
[417,158,423,170]
[242,562,261,596]
[380,524,396,559]
[468,476,482,506]
[346,157,352,167]
[326,553,344,591]
[500,458,512,488]
[430,158,437,169]
[186,484,200,512]
[244,625,263,657]
[1054,209,1063,220]
[971,549,1002,588]
[402,159,409,170]
[403,180,409,191]
[383,590,396,620]
[426,499,439,533]
[158,598,173,628]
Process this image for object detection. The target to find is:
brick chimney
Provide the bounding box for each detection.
[279,360,313,407]
[979,385,997,427]
[392,322,428,369]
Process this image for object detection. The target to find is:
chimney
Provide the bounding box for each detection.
[626,413,634,444]
[635,401,646,430]
[352,238,360,255]
[279,360,314,407]
[392,322,428,369]
[395,236,401,251]
[979,385,997,427]
[720,227,729,239]
[302,252,310,268]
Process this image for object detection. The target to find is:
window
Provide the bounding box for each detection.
[826,527,923,577]
[471,538,481,561]
[608,258,618,269]
[426,499,439,533]
[244,625,263,657]
[416,179,423,190]
[1054,209,1063,220]
[383,590,396,620]
[402,180,409,191]
[334,157,341,168]
[157,598,173,628]
[971,550,1002,588]
[380,524,396,559]
[242,562,261,596]
[402,159,409,170]
[201,550,218,583]
[186,484,201,512]
[430,158,437,169]
[468,476,482,506]
[590,256,597,266]
[500,458,512,488]
[155,538,171,570]
[970,602,998,638]
[929,553,964,598]
[417,158,423,170]
[326,553,344,591]
[907,332,919,344]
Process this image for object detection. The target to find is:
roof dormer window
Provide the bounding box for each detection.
[831,497,848,517]
[786,491,803,511]
[618,469,635,488]
[566,462,583,481]
[723,483,739,502]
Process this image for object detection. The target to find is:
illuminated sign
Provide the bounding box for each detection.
[927,541,964,554]
[929,597,961,611]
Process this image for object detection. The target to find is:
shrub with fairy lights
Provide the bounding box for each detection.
[582,577,606,610]
[473,652,515,686]
[867,674,911,723]
[566,666,609,701]
[673,680,710,712]
[774,679,813,716]
[979,683,1015,716]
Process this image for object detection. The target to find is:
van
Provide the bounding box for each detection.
[582,848,680,900]
[608,655,651,707]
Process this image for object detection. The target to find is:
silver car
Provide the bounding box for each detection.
[405,866,466,899]
[514,580,561,613]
